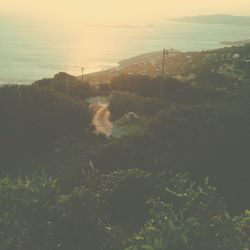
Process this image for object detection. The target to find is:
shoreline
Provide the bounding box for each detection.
[1,41,249,86]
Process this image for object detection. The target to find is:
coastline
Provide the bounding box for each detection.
[80,42,250,85]
[1,41,249,86]
[80,49,183,84]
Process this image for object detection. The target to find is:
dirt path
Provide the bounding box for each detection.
[87,96,128,138]
[92,103,113,137]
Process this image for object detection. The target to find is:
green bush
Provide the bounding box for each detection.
[0,172,124,250]
[0,174,59,250]
[0,85,90,172]
[0,171,249,250]
[125,174,249,250]
[109,91,165,120]
[34,72,94,100]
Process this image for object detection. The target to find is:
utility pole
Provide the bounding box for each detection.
[161,48,168,96]
[81,66,84,80]
[161,48,168,80]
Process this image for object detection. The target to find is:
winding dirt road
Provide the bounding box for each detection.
[92,103,113,137]
[87,97,127,138]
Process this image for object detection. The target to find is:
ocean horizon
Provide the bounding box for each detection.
[1,17,250,84]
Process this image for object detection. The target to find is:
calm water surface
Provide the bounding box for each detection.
[1,18,250,84]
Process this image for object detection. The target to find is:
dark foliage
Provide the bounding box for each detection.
[0,172,249,250]
[1,44,250,249]
[34,72,94,100]
[0,85,90,173]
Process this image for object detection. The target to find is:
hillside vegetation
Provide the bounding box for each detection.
[0,45,250,249]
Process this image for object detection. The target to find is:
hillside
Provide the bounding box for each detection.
[1,44,250,249]
[83,44,250,86]
[220,39,250,46]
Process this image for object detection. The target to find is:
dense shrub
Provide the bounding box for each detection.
[1,172,248,250]
[109,75,222,105]
[34,72,94,100]
[109,91,166,120]
[125,174,250,250]
[0,175,60,250]
[0,172,124,250]
[0,85,90,172]
[148,103,250,212]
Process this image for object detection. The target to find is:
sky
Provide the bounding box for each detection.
[1,0,250,25]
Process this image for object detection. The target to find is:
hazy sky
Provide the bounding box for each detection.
[1,0,250,25]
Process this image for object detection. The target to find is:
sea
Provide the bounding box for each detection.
[1,17,250,85]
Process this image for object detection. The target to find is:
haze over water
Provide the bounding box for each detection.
[1,18,250,84]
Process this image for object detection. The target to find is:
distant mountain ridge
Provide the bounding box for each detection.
[173,15,250,26]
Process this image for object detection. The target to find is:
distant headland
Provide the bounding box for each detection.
[172,14,250,26]
[220,39,250,46]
